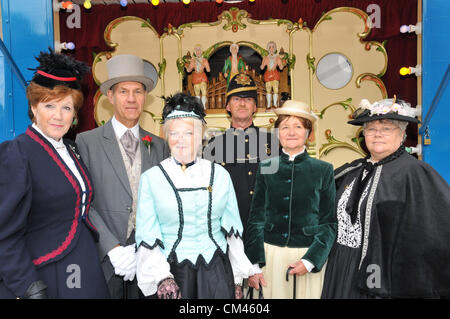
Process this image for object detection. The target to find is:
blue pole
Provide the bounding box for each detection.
[419,64,450,134]
[0,38,27,91]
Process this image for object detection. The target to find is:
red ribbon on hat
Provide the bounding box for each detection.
[37,70,77,82]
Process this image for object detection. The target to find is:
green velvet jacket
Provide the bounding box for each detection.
[244,151,337,272]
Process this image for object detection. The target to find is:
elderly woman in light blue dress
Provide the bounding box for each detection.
[135,93,255,299]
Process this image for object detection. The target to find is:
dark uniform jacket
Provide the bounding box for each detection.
[204,124,278,237]
[0,126,109,298]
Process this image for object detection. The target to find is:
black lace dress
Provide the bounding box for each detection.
[321,171,374,299]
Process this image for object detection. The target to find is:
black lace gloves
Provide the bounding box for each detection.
[157,277,181,299]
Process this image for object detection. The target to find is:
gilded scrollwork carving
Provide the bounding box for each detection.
[319,129,366,158]
[317,98,356,119]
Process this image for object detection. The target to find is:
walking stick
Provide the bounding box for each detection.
[123,280,128,299]
[286,267,296,299]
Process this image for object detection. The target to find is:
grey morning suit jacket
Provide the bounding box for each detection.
[75,120,169,281]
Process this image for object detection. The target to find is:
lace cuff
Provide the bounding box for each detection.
[252,263,263,274]
[136,244,172,296]
[227,235,255,285]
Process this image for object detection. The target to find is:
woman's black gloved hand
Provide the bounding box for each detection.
[23,280,49,299]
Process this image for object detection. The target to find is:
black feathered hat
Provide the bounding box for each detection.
[162,93,206,124]
[30,48,89,90]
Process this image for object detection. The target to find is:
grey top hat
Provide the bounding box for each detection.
[99,54,158,95]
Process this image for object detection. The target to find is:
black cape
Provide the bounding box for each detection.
[323,151,450,298]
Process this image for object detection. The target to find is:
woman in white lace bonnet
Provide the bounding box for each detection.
[135,93,255,299]
[321,96,450,299]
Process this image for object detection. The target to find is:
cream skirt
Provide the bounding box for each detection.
[251,243,327,299]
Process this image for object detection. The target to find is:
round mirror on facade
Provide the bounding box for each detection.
[316,53,353,90]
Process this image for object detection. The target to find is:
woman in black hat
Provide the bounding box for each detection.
[135,93,255,299]
[0,49,110,298]
[321,97,450,299]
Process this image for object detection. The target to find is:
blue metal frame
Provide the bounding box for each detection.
[0,0,54,142]
[422,0,450,183]
[419,64,450,134]
[0,39,27,90]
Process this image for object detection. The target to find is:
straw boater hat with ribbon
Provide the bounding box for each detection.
[99,54,158,95]
[273,100,318,123]
[348,95,420,125]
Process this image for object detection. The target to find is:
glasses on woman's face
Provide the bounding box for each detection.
[363,126,399,136]
[168,130,193,139]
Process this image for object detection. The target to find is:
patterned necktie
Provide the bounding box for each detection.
[120,129,139,166]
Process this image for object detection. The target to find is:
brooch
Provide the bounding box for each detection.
[68,145,81,159]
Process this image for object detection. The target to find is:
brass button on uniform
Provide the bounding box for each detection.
[250,190,254,195]
[221,162,225,166]
[245,138,249,142]
[248,171,252,175]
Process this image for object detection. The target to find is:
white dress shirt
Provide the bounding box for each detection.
[282,146,305,161]
[111,115,140,140]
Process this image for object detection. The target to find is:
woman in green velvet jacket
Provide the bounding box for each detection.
[244,100,336,299]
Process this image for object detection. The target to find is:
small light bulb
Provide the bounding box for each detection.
[151,0,159,5]
[399,67,410,76]
[120,0,128,7]
[66,42,75,50]
[62,1,74,10]
[216,0,224,3]
[400,23,422,35]
[400,25,409,33]
[182,0,190,4]
[84,1,92,9]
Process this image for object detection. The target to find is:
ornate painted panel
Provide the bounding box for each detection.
[92,7,387,167]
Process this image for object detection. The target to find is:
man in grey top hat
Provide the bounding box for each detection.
[76,54,169,298]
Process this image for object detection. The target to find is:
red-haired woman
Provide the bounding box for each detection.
[0,50,109,299]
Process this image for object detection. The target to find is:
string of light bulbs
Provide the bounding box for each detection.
[399,21,422,77]
[72,0,257,9]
